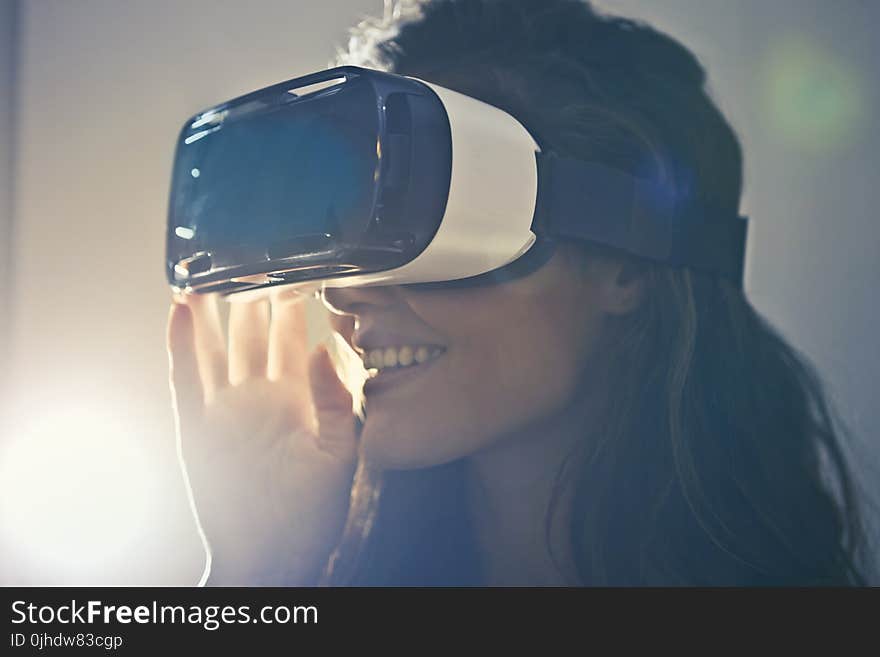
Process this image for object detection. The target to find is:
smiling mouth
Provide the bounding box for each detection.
[361,345,446,396]
[360,345,445,371]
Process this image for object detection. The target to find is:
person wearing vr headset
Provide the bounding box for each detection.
[165,0,870,585]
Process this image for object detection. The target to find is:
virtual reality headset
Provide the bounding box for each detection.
[166,65,748,298]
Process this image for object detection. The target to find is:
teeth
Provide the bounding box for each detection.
[383,347,398,368]
[362,345,444,371]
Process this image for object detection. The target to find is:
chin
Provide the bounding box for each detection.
[358,403,470,471]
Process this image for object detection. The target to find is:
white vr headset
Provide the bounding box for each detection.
[166,65,748,299]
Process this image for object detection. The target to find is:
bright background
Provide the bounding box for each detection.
[0,0,877,584]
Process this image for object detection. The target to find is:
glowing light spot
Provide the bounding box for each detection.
[0,403,158,579]
[190,168,200,178]
[175,226,195,240]
[761,34,864,151]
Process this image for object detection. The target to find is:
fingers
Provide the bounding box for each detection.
[228,298,270,386]
[185,293,228,401]
[308,344,357,464]
[167,302,205,434]
[268,293,310,382]
[268,293,314,425]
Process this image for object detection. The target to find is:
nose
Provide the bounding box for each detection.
[320,284,401,317]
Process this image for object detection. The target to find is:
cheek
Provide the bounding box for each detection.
[470,311,590,428]
[359,291,596,470]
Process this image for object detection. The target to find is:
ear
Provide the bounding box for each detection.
[596,259,646,316]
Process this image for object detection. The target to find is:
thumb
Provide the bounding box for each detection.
[308,343,357,464]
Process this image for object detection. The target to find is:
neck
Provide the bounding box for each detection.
[464,392,597,586]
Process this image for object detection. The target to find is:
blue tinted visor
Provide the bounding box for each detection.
[167,67,452,295]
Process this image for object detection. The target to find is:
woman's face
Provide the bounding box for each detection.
[321,245,614,469]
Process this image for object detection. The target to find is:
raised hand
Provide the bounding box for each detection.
[166,292,357,585]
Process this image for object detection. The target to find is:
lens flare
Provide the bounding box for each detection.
[0,402,159,583]
[761,34,865,151]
